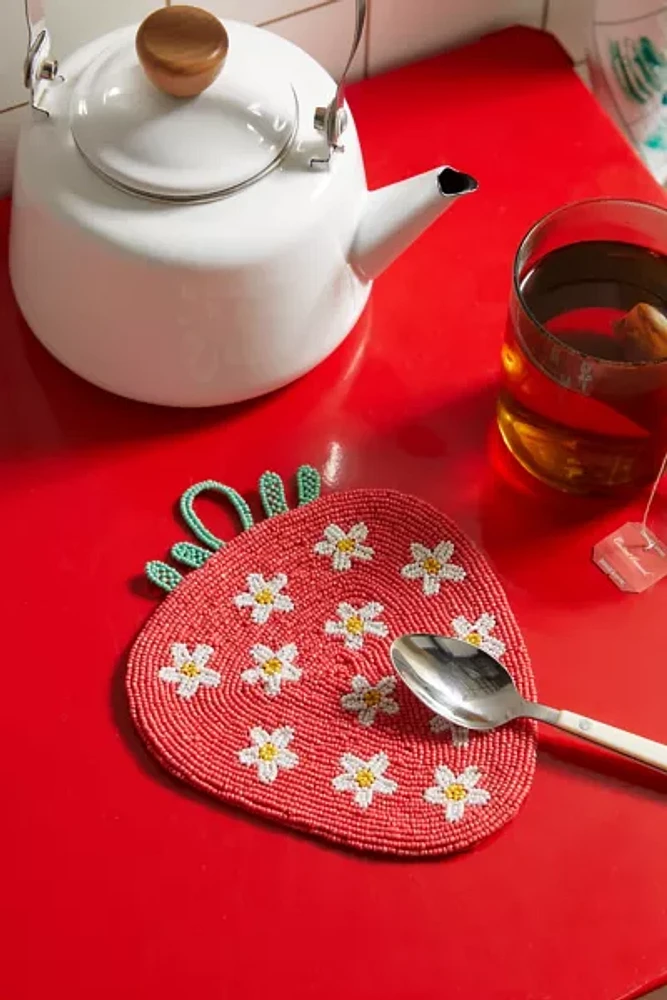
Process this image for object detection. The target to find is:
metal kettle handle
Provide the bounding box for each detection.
[312,0,366,162]
[23,0,59,113]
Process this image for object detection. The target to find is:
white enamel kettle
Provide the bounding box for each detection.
[10,0,477,407]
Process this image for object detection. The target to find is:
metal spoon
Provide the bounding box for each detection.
[390,634,667,772]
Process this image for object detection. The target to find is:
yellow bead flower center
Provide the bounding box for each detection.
[345,615,364,635]
[466,632,482,646]
[254,589,274,606]
[336,537,356,553]
[262,657,282,676]
[180,662,200,678]
[443,783,468,802]
[258,743,278,762]
[355,768,375,789]
[363,689,382,707]
[422,557,442,575]
[345,615,364,636]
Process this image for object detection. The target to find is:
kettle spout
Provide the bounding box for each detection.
[350,166,478,282]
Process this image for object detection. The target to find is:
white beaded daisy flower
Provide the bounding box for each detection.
[423,765,490,822]
[241,643,301,697]
[313,522,374,571]
[332,752,397,809]
[451,613,505,659]
[324,601,389,651]
[158,643,220,700]
[238,727,298,784]
[401,541,466,596]
[234,573,294,624]
[341,676,399,727]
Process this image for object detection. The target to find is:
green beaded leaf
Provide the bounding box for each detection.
[296,465,321,506]
[145,560,183,593]
[259,471,289,518]
[171,541,212,569]
[180,480,254,551]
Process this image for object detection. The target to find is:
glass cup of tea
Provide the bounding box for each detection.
[498,198,667,494]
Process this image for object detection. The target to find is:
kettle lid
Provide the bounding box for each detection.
[69,6,298,201]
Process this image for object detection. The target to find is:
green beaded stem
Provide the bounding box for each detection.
[259,471,289,518]
[296,465,321,506]
[145,560,183,593]
[171,541,212,569]
[180,480,254,551]
[145,465,321,595]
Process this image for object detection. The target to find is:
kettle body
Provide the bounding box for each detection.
[10,21,371,406]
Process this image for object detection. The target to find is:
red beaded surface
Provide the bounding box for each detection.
[127,489,536,854]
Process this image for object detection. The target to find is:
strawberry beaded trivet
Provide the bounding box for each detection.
[127,465,537,856]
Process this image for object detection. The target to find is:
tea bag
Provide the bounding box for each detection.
[593,426,667,594]
[613,302,667,362]
[593,302,667,592]
[593,519,667,592]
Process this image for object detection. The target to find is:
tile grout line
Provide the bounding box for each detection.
[540,0,551,31]
[258,0,338,28]
[0,101,29,116]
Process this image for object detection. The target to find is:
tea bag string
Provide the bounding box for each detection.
[641,446,667,549]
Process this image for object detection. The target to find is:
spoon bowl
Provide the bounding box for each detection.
[390,634,529,730]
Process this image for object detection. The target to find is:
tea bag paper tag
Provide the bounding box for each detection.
[593,523,667,593]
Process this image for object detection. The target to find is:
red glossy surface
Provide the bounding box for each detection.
[2,26,667,1000]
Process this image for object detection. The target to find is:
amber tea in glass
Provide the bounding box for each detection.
[498,200,667,494]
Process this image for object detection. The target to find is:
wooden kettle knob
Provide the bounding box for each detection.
[136,5,228,98]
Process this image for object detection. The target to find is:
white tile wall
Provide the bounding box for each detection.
[1,1,33,111]
[46,0,157,60]
[544,0,594,64]
[368,0,543,76]
[266,0,366,81]
[0,0,595,195]
[201,0,327,24]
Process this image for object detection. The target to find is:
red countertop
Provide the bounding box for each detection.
[2,25,667,1000]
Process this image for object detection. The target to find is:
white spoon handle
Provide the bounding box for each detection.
[554,709,667,772]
